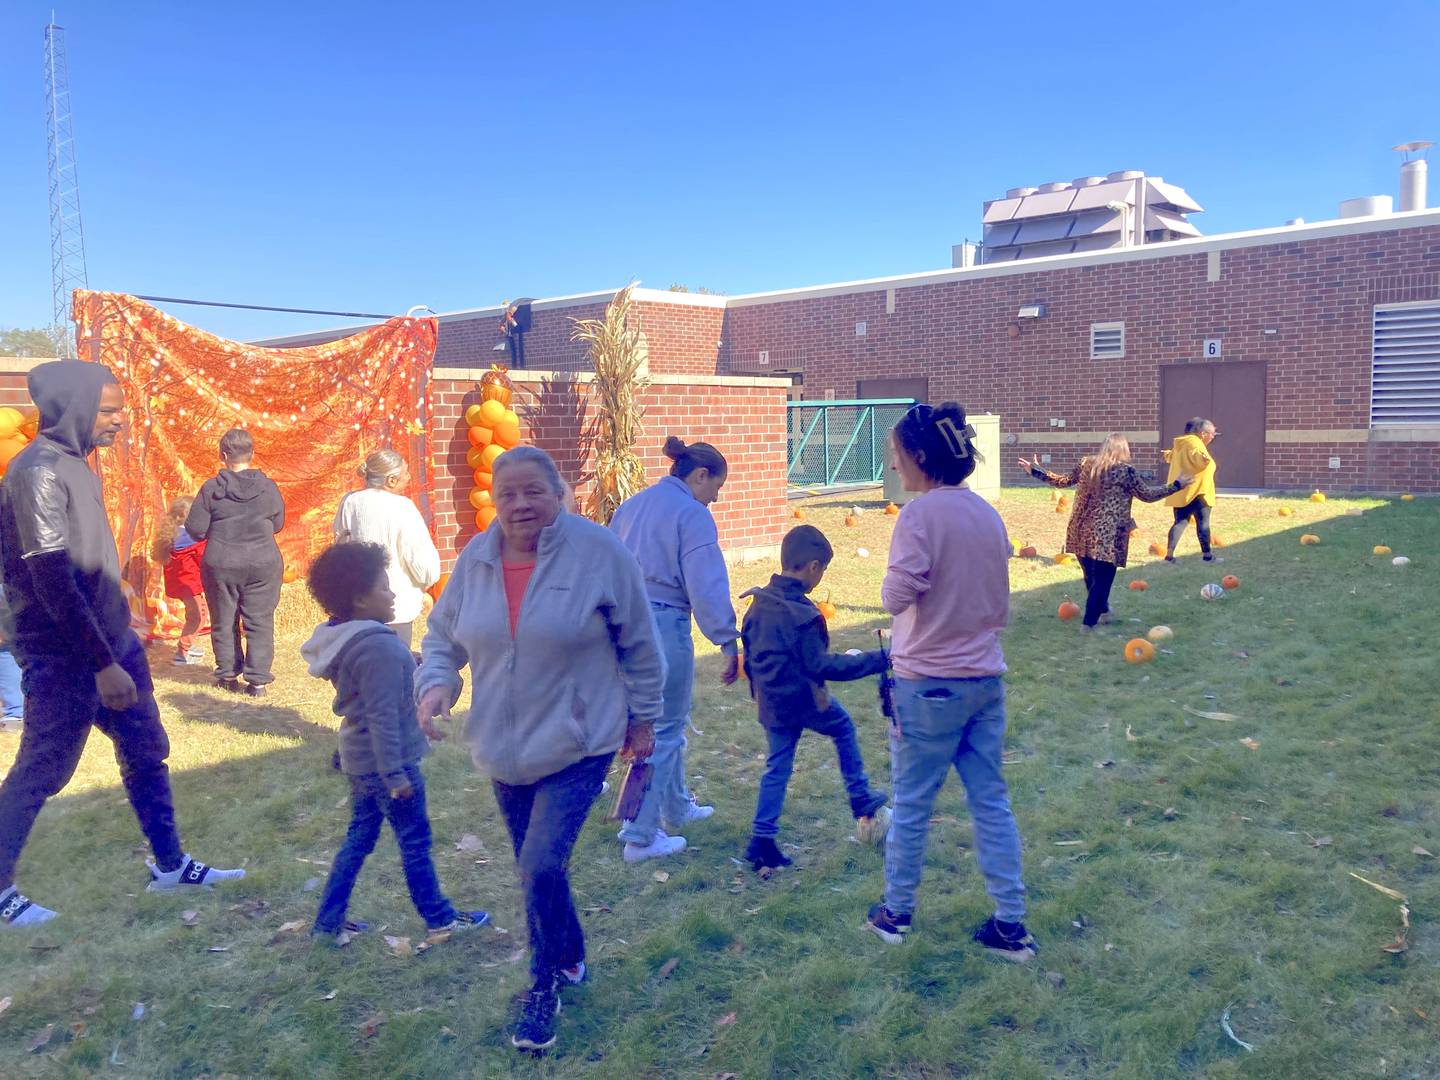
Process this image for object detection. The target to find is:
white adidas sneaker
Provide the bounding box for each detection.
[146,854,246,892]
[0,886,57,928]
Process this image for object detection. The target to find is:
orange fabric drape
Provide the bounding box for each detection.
[73,291,437,609]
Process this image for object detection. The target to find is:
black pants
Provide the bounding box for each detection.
[202,561,282,685]
[1167,498,1212,557]
[0,633,183,888]
[492,752,613,982]
[1078,557,1118,628]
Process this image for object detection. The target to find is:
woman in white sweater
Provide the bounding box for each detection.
[332,449,440,647]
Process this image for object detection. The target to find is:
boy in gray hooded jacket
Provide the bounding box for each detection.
[301,542,486,940]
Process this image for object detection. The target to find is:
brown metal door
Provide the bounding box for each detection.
[857,376,928,403]
[1159,361,1267,489]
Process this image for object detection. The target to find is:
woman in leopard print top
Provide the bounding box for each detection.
[1019,435,1189,629]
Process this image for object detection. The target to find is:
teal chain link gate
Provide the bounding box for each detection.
[786,399,916,489]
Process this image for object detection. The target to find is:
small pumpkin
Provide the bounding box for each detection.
[1053,552,1076,565]
[1211,536,1226,548]
[1299,534,1321,546]
[884,502,900,516]
[1128,580,1148,591]
[1400,494,1415,502]
[1057,600,1081,621]
[792,507,806,520]
[1309,490,1327,503]
[1124,638,1156,664]
[1054,499,1068,514]
[1392,556,1411,567]
[281,564,299,585]
[1221,574,1240,590]
[844,514,858,527]
[816,592,838,621]
[428,572,451,600]
[1277,507,1294,517]
[1372,545,1391,556]
[1147,625,1174,643]
[1018,545,1038,558]
[1148,542,1166,557]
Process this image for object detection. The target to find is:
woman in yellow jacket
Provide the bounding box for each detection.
[1163,418,1218,562]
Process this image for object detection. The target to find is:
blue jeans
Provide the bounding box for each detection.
[313,764,457,932]
[0,648,23,720]
[617,604,693,844]
[752,702,887,839]
[884,675,1026,922]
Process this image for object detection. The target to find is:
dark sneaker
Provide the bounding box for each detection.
[146,854,246,892]
[971,917,1038,962]
[433,910,489,934]
[511,981,561,1051]
[216,678,243,694]
[865,901,911,944]
[243,683,267,699]
[744,836,793,871]
[0,886,57,928]
[559,961,587,986]
[311,918,370,945]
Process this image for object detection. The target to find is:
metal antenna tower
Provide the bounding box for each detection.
[45,14,88,354]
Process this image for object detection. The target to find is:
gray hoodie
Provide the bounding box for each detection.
[416,509,665,787]
[0,360,133,668]
[301,619,429,782]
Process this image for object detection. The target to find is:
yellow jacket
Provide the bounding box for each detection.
[1163,434,1216,507]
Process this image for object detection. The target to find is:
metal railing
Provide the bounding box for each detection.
[787,398,915,488]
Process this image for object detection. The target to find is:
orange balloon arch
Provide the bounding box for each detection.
[73,290,438,617]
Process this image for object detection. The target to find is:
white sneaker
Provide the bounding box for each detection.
[0,886,57,928]
[146,854,246,892]
[663,795,714,831]
[622,830,687,863]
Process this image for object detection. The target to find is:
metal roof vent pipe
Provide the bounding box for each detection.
[1339,195,1393,219]
[1395,141,1432,211]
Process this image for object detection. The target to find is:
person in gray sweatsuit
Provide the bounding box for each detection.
[416,446,664,1053]
[301,542,486,940]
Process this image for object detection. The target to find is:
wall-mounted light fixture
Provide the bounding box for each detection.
[1017,304,1046,319]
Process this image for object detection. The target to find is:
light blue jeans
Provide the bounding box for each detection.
[0,648,23,720]
[884,674,1026,922]
[617,604,695,845]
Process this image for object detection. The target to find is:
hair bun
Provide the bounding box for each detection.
[663,435,688,460]
[935,401,967,426]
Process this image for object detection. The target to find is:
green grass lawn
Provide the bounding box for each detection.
[1,488,1436,1078]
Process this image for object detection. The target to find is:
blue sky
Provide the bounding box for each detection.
[1,1,1437,343]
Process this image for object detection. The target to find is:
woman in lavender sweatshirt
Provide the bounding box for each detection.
[864,403,1037,962]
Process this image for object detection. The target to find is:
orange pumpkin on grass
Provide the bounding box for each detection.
[1221,574,1240,590]
[816,592,838,621]
[1057,600,1081,621]
[792,507,806,520]
[1124,638,1156,663]
[1148,542,1166,557]
[1300,534,1321,546]
[844,514,858,527]
[884,503,900,516]
[1128,580,1148,591]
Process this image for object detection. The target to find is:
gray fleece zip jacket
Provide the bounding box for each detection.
[415,509,665,787]
[301,619,429,782]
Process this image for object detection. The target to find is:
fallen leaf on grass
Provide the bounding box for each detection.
[303,877,322,893]
[1125,725,1138,742]
[28,1023,55,1053]
[229,899,271,918]
[1183,705,1239,722]
[181,910,200,926]
[360,1013,386,1038]
[206,946,230,953]
[319,991,337,1001]
[1383,905,1411,955]
[1349,872,1408,903]
[1239,737,1261,751]
[1163,807,1178,820]
[276,920,307,934]
[653,870,670,883]
[716,1011,737,1027]
[1308,835,1334,848]
[1054,840,1085,847]
[69,1021,87,1040]
[657,957,680,980]
[383,935,413,957]
[455,834,484,853]
[1412,846,1434,858]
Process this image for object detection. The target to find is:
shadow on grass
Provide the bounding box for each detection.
[160,690,336,742]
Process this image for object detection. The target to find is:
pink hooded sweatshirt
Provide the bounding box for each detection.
[882,486,1010,680]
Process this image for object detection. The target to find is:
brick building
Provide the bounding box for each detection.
[266,207,1440,494]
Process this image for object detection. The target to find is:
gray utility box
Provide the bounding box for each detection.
[883,413,1000,505]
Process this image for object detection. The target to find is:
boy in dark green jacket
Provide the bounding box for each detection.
[300,542,486,941]
[741,525,890,870]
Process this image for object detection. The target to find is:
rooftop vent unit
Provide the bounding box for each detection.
[978,172,1204,264]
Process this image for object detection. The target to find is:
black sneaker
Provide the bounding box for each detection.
[243,683,267,699]
[865,902,911,944]
[511,980,561,1051]
[744,836,793,871]
[971,916,1038,962]
[216,678,242,694]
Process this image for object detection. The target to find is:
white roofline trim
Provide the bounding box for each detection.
[253,208,1440,344]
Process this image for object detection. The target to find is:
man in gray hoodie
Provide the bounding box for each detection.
[0,360,244,928]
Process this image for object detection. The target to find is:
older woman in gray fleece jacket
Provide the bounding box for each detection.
[416,446,664,1053]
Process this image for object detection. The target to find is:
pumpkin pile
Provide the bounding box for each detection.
[0,406,40,480]
[463,366,520,533]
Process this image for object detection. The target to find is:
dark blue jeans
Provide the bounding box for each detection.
[0,632,182,888]
[313,763,457,932]
[752,701,887,839]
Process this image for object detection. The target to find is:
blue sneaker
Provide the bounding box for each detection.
[865,901,911,944]
[971,916,1038,962]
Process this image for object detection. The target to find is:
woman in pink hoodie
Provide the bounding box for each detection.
[864,403,1036,963]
